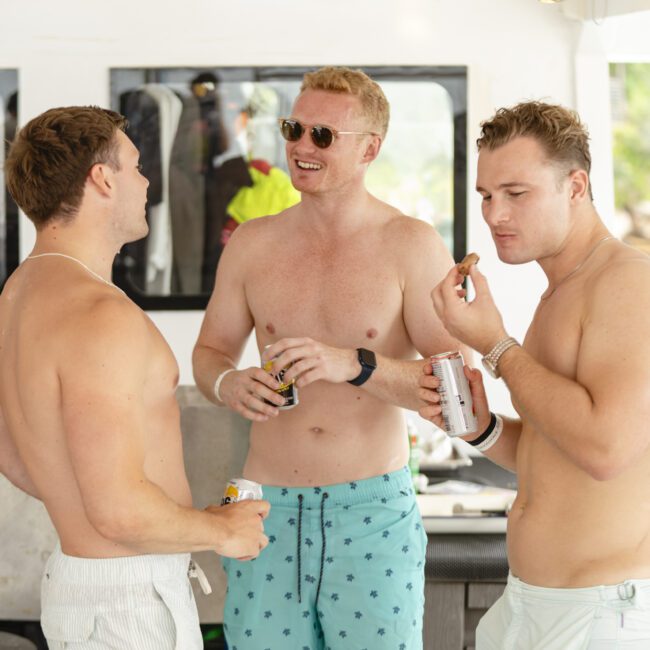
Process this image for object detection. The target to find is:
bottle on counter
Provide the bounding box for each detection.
[408,419,421,483]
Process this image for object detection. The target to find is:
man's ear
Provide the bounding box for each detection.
[87,163,113,197]
[568,168,589,203]
[362,135,382,164]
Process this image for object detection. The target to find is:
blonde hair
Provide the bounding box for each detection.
[300,66,389,138]
[477,101,593,199]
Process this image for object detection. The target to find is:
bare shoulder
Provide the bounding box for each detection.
[590,244,650,296]
[383,209,449,254]
[587,244,650,317]
[61,290,152,363]
[382,209,454,284]
[227,204,300,247]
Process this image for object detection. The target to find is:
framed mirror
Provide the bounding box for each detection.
[0,70,18,291]
[110,66,467,309]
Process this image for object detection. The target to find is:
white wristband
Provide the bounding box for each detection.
[213,368,236,403]
[474,414,503,453]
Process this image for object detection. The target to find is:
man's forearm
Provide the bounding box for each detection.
[86,477,225,554]
[463,416,521,473]
[192,344,236,405]
[363,343,473,412]
[498,346,610,478]
[361,356,426,411]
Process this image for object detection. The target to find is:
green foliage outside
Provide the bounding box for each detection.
[611,63,650,210]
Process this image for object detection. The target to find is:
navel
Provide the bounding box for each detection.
[265,322,276,335]
[310,426,324,434]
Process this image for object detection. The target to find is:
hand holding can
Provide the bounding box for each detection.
[431,351,478,437]
[221,478,264,505]
[262,345,299,410]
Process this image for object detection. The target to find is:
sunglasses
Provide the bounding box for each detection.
[278,118,377,149]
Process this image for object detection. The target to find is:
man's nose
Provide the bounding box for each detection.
[292,127,316,149]
[484,198,509,226]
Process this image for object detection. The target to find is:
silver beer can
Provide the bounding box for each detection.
[431,351,478,437]
[221,478,263,505]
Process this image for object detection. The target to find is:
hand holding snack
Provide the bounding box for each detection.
[458,252,480,276]
[432,253,508,354]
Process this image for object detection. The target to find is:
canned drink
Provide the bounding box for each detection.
[221,478,263,505]
[431,351,478,437]
[262,345,299,410]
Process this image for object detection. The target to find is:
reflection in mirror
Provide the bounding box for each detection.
[0,71,18,291]
[110,67,466,310]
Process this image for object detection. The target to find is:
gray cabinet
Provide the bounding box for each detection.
[423,580,506,650]
[422,531,509,649]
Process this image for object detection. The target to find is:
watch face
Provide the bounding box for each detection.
[481,357,499,379]
[358,348,377,369]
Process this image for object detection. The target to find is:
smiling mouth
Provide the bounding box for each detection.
[296,160,322,170]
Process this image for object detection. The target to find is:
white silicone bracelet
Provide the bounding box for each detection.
[474,414,504,453]
[213,368,236,403]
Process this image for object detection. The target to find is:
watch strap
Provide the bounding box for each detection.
[348,348,376,387]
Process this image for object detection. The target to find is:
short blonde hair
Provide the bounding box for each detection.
[301,66,390,138]
[477,101,593,199]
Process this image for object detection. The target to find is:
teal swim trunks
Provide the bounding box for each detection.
[222,466,426,650]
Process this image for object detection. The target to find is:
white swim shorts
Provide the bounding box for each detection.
[40,544,203,650]
[477,572,650,649]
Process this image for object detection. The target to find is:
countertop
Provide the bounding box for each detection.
[419,456,517,535]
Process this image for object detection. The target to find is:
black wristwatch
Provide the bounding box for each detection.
[348,348,377,386]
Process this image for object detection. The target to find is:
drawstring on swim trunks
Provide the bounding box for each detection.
[188,558,212,595]
[315,492,329,609]
[297,494,304,603]
[296,491,329,606]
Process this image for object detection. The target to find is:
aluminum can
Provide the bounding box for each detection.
[262,345,299,410]
[431,351,478,437]
[221,478,263,505]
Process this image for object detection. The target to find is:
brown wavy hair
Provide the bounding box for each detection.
[5,106,127,228]
[477,101,593,199]
[301,66,390,138]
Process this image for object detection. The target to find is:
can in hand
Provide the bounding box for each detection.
[262,345,299,410]
[430,351,478,437]
[221,478,263,505]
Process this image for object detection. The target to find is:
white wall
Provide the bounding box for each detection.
[0,0,625,416]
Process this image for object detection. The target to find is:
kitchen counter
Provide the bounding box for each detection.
[418,455,515,533]
[423,515,507,533]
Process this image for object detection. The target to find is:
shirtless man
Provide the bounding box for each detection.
[0,106,268,650]
[193,66,468,649]
[423,101,650,649]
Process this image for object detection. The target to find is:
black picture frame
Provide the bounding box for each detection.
[1,69,19,291]
[110,65,468,310]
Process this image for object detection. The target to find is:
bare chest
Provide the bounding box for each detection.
[142,318,181,414]
[245,242,406,348]
[524,288,585,379]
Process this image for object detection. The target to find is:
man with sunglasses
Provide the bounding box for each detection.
[194,66,468,649]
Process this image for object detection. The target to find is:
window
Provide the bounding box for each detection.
[610,62,650,254]
[110,66,467,309]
